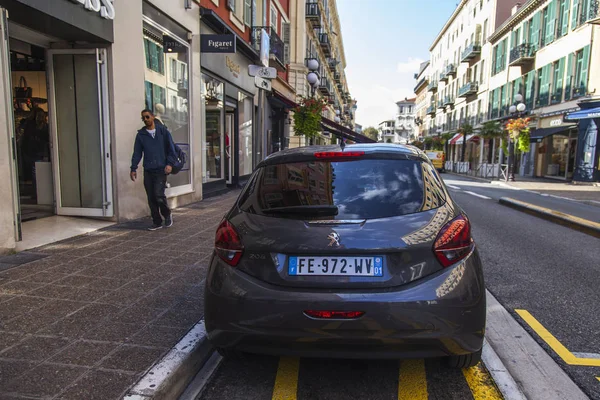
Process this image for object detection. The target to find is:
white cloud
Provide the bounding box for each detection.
[397,57,425,74]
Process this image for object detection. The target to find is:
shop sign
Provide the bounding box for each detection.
[68,0,115,20]
[226,56,241,78]
[201,34,236,53]
[163,35,187,53]
[549,118,564,127]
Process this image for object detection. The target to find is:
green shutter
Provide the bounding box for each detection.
[525,71,536,109]
[559,0,569,37]
[502,38,508,70]
[492,88,499,118]
[576,45,591,97]
[572,0,580,30]
[545,0,557,45]
[565,53,574,100]
[530,12,541,50]
[581,0,590,24]
[539,65,551,106]
[513,77,523,102]
[552,58,565,103]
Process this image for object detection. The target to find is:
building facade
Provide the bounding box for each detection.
[487,0,600,181]
[395,98,416,144]
[0,0,205,253]
[414,61,430,138]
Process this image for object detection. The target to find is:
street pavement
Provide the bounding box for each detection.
[0,192,238,400]
[442,174,600,399]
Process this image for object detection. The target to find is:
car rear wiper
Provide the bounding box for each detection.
[263,205,339,216]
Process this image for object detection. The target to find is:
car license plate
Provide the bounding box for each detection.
[288,256,383,276]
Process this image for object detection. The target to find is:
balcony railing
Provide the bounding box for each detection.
[251,27,286,70]
[427,80,438,92]
[318,77,332,95]
[509,43,536,66]
[443,96,455,107]
[445,64,457,77]
[426,104,437,115]
[328,58,339,72]
[580,0,600,25]
[319,32,331,55]
[414,76,429,93]
[458,81,479,97]
[439,71,448,82]
[461,43,482,62]
[334,72,341,82]
[305,2,321,27]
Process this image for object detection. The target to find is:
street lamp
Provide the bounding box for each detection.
[306,58,320,98]
[506,93,526,182]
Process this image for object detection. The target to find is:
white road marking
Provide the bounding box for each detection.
[464,191,492,200]
[446,184,461,190]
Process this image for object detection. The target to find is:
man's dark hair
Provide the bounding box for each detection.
[141,109,154,115]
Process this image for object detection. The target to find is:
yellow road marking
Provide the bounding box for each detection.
[398,359,428,400]
[516,309,600,367]
[596,376,600,382]
[272,357,299,400]
[462,363,503,400]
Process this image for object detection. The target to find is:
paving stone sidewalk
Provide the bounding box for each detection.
[0,191,238,400]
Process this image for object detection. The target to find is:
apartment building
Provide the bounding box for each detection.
[378,120,396,143]
[288,0,356,147]
[424,0,521,142]
[487,0,600,180]
[414,61,431,138]
[395,98,416,144]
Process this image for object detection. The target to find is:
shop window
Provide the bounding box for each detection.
[201,73,224,183]
[143,21,191,191]
[238,92,254,176]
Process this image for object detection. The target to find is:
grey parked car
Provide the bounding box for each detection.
[204,144,485,368]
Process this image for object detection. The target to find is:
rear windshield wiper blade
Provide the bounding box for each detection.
[263,205,339,216]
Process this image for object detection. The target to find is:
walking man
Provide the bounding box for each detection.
[130,109,176,230]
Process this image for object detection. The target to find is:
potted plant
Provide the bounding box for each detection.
[293,97,328,140]
[506,117,531,153]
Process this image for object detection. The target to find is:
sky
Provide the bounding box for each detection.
[337,0,458,129]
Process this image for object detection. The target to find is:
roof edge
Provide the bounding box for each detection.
[429,0,468,51]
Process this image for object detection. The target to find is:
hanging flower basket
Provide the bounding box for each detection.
[293,96,328,139]
[506,117,531,153]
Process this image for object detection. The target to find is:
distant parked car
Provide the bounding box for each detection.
[204,143,485,368]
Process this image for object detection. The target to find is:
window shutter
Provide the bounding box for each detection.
[530,12,541,50]
[282,22,291,65]
[244,0,252,25]
[553,57,565,103]
[475,24,482,44]
[571,0,580,30]
[577,45,590,96]
[227,0,235,11]
[513,77,523,102]
[540,65,551,106]
[560,0,569,36]
[545,0,556,45]
[565,53,574,100]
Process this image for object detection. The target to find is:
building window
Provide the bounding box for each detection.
[573,45,590,98]
[551,58,565,104]
[492,39,507,75]
[244,0,252,26]
[537,64,551,107]
[144,21,191,190]
[201,74,224,183]
[557,0,570,38]
[270,5,279,34]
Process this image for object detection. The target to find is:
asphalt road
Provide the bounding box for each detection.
[443,174,600,399]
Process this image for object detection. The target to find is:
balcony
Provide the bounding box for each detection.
[318,77,332,95]
[305,2,321,28]
[426,104,437,116]
[439,71,448,83]
[427,80,438,92]
[509,43,536,67]
[251,27,286,71]
[445,64,457,77]
[461,43,482,63]
[414,76,429,93]
[334,72,341,83]
[328,58,340,72]
[443,96,455,107]
[458,81,479,97]
[319,33,331,56]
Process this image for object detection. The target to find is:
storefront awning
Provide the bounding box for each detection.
[449,133,462,145]
[564,107,600,121]
[529,126,572,140]
[453,134,478,145]
[269,91,376,144]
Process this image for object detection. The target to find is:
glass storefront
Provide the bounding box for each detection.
[238,92,254,176]
[543,129,578,179]
[143,18,191,190]
[201,73,224,183]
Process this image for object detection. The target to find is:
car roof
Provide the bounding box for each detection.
[257,143,428,167]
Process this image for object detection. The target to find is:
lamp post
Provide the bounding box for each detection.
[506,94,527,182]
[306,58,320,98]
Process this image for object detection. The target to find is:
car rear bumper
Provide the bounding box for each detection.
[204,250,485,359]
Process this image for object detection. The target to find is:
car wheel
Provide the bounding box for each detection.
[446,349,482,369]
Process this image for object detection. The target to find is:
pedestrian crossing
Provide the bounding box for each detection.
[199,355,503,400]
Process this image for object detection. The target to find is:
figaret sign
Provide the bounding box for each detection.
[68,0,116,20]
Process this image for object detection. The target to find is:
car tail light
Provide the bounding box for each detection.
[314,151,365,159]
[304,310,365,319]
[433,215,473,268]
[215,220,243,266]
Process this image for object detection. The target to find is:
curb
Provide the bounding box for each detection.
[123,321,215,400]
[499,197,600,238]
[481,339,527,400]
[444,171,493,183]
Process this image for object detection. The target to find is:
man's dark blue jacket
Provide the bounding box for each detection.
[130,124,177,173]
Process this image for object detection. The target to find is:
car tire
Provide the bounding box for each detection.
[446,349,482,369]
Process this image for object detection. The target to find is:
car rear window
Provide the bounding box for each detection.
[239,159,447,220]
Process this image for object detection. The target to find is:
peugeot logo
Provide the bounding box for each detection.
[327,232,340,247]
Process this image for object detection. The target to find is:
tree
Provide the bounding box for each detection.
[362,127,379,142]
[458,124,474,162]
[480,121,503,163]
